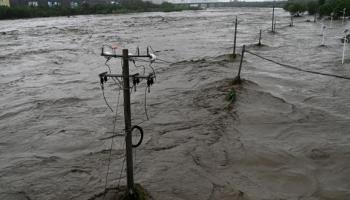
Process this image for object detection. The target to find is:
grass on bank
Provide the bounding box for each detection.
[226,87,237,104]
[89,184,152,200]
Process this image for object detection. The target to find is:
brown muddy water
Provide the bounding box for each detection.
[1,7,350,200]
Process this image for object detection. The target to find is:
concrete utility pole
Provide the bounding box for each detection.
[122,49,135,197]
[100,48,154,198]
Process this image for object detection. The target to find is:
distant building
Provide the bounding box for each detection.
[10,0,114,7]
[156,0,220,4]
[0,0,11,6]
[10,0,66,6]
[145,0,165,4]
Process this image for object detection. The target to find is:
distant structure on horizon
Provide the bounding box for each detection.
[0,0,11,6]
[145,0,164,4]
[145,0,223,4]
[145,0,285,7]
[6,0,282,8]
[9,0,114,7]
[143,0,243,4]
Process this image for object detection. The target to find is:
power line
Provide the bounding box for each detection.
[237,119,350,125]
[156,58,174,64]
[103,90,121,199]
[105,58,123,88]
[100,84,114,113]
[245,50,350,80]
[117,142,126,188]
[144,86,149,121]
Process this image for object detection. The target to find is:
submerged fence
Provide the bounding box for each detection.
[231,10,350,84]
[234,46,350,82]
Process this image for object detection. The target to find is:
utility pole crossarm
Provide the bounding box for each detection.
[102,73,154,79]
[101,47,152,58]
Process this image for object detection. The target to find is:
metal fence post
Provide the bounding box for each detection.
[234,45,245,84]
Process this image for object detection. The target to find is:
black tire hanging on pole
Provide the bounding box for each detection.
[131,125,143,148]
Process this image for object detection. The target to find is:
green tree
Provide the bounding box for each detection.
[318,0,325,6]
[284,1,306,15]
[307,1,318,15]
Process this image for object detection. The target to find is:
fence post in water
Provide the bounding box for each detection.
[314,12,317,23]
[233,16,238,57]
[342,29,348,64]
[330,12,334,28]
[321,25,327,46]
[258,30,262,46]
[272,4,275,32]
[343,8,347,25]
[234,45,245,84]
[122,49,135,197]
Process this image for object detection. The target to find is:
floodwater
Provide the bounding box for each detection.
[1,7,350,200]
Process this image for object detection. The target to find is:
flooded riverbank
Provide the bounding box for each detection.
[1,8,350,200]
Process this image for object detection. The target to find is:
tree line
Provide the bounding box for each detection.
[0,1,197,20]
[284,0,350,18]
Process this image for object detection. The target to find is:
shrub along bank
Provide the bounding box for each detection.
[284,0,350,18]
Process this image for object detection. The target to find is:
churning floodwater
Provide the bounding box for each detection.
[1,7,350,200]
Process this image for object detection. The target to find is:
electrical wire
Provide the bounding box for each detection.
[132,60,146,75]
[245,50,350,80]
[137,45,176,64]
[132,58,151,63]
[105,58,123,89]
[144,86,150,121]
[105,57,112,73]
[133,145,137,173]
[148,62,157,80]
[103,89,121,199]
[117,143,126,188]
[156,58,174,64]
[132,57,173,64]
[100,83,114,113]
[237,119,350,125]
[149,45,156,53]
